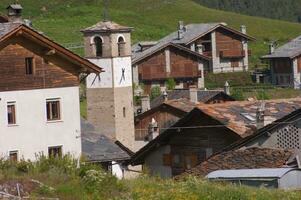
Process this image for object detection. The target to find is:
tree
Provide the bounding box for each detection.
[150,86,162,101]
[166,78,176,91]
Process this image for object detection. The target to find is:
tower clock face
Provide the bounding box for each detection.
[114,57,132,87]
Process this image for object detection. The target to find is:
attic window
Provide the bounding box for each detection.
[25,57,34,75]
[241,113,256,122]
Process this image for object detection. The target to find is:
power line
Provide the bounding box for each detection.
[134,118,301,131]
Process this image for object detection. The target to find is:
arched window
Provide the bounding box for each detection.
[117,36,125,56]
[94,37,103,57]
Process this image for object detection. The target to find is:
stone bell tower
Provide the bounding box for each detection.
[82,20,135,150]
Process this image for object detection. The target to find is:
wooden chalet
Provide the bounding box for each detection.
[131,99,301,177]
[132,21,255,94]
[262,37,301,89]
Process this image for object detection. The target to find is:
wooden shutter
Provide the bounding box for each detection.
[163,154,172,166]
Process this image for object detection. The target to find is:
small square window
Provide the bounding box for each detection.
[25,57,34,75]
[46,99,61,121]
[48,146,62,158]
[9,151,18,162]
[7,102,16,125]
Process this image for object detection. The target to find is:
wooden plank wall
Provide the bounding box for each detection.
[0,41,79,92]
[216,28,243,57]
[272,58,292,73]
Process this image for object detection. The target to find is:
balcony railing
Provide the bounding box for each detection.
[219,50,251,58]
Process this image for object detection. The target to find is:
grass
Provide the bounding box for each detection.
[0,0,301,65]
[1,157,301,200]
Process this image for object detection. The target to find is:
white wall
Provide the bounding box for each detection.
[0,87,82,161]
[112,161,124,179]
[145,145,172,178]
[87,58,113,88]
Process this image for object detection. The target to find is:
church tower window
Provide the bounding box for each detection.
[117,36,125,56]
[94,36,103,57]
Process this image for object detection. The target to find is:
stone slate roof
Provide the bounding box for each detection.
[179,148,295,178]
[81,20,132,33]
[132,23,253,63]
[0,22,21,37]
[150,89,234,108]
[81,119,130,162]
[196,98,301,137]
[7,4,23,10]
[262,35,301,59]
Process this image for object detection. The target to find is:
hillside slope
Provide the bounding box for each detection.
[1,0,301,66]
[193,0,301,23]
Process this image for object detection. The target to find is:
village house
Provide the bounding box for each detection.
[132,21,254,94]
[134,87,234,149]
[131,99,301,177]
[0,5,102,161]
[180,108,301,178]
[262,37,301,89]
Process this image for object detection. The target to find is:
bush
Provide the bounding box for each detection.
[231,89,245,100]
[166,78,176,90]
[150,86,162,101]
[256,90,271,100]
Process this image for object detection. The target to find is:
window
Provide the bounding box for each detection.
[25,57,34,75]
[123,107,126,118]
[117,36,125,56]
[46,99,61,121]
[94,37,103,57]
[9,151,18,162]
[48,146,62,158]
[7,102,16,125]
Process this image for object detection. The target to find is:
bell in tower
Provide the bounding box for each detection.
[81,12,136,151]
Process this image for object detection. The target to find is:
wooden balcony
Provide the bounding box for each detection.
[219,50,251,58]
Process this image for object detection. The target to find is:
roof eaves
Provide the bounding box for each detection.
[11,25,103,74]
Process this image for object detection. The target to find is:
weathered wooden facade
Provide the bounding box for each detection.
[262,36,301,89]
[131,99,301,178]
[132,22,254,94]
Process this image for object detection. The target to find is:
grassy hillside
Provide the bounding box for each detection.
[1,0,301,67]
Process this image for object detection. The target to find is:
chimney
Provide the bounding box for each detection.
[197,44,203,54]
[146,118,159,141]
[163,91,168,101]
[7,4,23,23]
[256,102,265,129]
[241,25,247,34]
[224,81,230,95]
[141,95,150,113]
[269,42,275,54]
[189,85,198,103]
[178,21,185,40]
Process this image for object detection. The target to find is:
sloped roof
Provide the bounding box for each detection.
[81,119,130,162]
[7,4,23,10]
[131,99,301,165]
[223,108,301,152]
[262,35,301,59]
[82,20,132,33]
[207,168,299,179]
[0,22,102,73]
[150,89,234,108]
[132,23,254,64]
[196,98,301,137]
[180,148,295,178]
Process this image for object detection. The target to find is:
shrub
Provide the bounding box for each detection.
[231,89,245,100]
[166,78,176,90]
[256,90,271,100]
[150,86,162,101]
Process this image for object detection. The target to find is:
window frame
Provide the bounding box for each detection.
[48,146,63,158]
[25,57,35,75]
[46,98,61,122]
[7,101,17,125]
[94,36,103,57]
[117,36,126,56]
[9,150,19,162]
